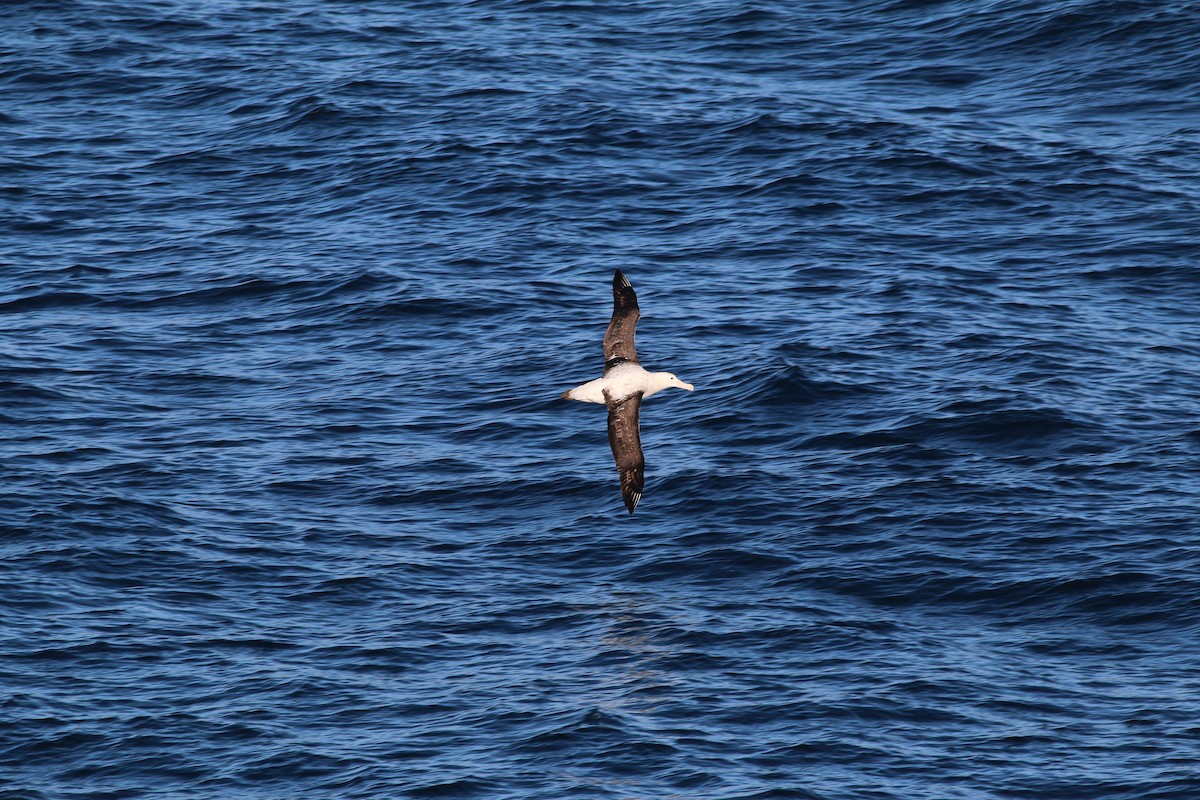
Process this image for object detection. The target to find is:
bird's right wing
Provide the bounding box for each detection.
[606,391,644,514]
[603,270,639,372]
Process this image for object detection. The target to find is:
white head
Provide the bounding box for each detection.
[647,372,695,398]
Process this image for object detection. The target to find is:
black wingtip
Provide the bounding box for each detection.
[623,490,641,514]
[612,270,637,311]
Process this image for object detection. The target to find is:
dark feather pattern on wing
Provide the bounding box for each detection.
[603,270,639,373]
[605,390,644,514]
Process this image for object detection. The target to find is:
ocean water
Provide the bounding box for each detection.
[3,1,1200,797]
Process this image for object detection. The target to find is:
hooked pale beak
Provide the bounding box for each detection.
[681,382,695,391]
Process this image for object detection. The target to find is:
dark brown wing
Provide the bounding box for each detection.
[603,270,639,373]
[605,391,644,514]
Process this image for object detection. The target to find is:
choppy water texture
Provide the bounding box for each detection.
[4,1,1200,798]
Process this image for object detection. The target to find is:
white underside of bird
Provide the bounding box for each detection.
[563,362,694,404]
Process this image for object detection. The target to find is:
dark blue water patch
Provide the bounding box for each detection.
[895,402,1097,448]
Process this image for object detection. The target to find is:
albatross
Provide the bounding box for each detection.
[561,270,694,513]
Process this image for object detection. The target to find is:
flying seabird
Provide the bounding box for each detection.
[561,270,694,513]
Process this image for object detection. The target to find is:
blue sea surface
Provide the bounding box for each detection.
[3,2,1200,798]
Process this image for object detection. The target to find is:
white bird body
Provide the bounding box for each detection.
[563,362,694,404]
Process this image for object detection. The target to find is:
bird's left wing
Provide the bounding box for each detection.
[605,391,644,514]
[603,270,639,373]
